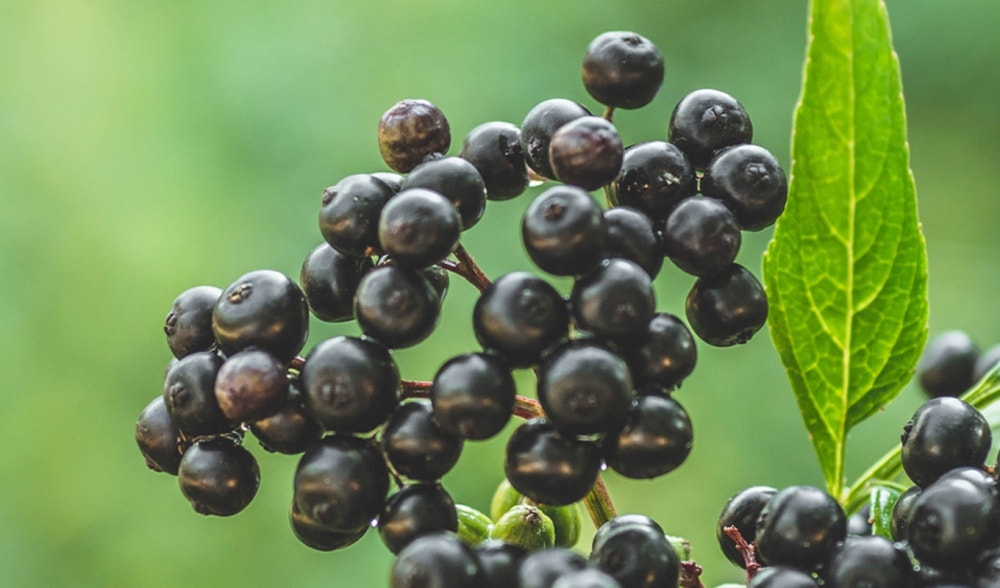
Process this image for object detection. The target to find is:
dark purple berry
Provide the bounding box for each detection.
[378,188,461,268]
[135,395,184,475]
[378,99,451,173]
[214,348,289,424]
[520,98,591,180]
[549,116,623,190]
[354,265,440,349]
[163,351,230,436]
[289,500,367,551]
[294,435,389,532]
[581,31,664,110]
[319,173,395,257]
[402,156,487,230]
[299,242,373,322]
[250,379,323,454]
[212,269,309,362]
[164,285,221,359]
[459,121,528,201]
[669,89,753,170]
[178,438,260,517]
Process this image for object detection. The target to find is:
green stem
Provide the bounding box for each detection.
[841,364,1000,509]
[582,476,618,528]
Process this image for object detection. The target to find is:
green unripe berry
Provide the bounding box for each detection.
[489,504,555,551]
[490,479,522,522]
[455,504,493,547]
[546,502,582,548]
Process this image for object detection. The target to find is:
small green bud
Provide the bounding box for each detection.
[542,502,582,548]
[666,534,691,561]
[490,479,522,522]
[489,504,555,551]
[455,504,493,547]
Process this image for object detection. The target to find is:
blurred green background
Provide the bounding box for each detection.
[1,0,998,585]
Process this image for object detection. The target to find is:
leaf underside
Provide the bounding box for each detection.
[763,0,928,498]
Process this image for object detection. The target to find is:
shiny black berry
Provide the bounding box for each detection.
[163,351,230,436]
[603,394,693,479]
[212,269,309,362]
[135,395,184,475]
[701,144,788,231]
[355,264,440,349]
[917,330,980,398]
[669,89,753,170]
[459,121,528,201]
[518,548,589,588]
[178,438,260,517]
[716,485,777,568]
[590,520,680,588]
[822,535,915,588]
[662,196,742,277]
[505,418,602,506]
[570,258,656,345]
[472,272,569,368]
[907,473,1000,569]
[319,173,395,257]
[378,99,451,173]
[553,569,622,588]
[602,206,663,279]
[378,188,461,268]
[401,157,487,230]
[299,242,373,322]
[164,285,222,359]
[250,379,323,454]
[610,141,696,221]
[382,400,463,481]
[289,500,367,551]
[582,31,664,110]
[214,348,289,424]
[300,335,399,433]
[430,352,516,440]
[549,116,623,190]
[522,185,606,276]
[475,541,528,588]
[379,483,459,554]
[623,313,697,391]
[685,263,768,347]
[390,532,484,588]
[900,397,991,488]
[748,566,818,588]
[890,485,920,542]
[520,98,591,180]
[755,485,847,570]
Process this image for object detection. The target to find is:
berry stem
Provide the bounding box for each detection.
[438,244,493,293]
[582,476,617,528]
[602,105,615,122]
[722,525,761,582]
[679,561,705,588]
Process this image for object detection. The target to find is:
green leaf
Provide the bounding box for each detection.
[763,0,928,499]
[869,487,900,540]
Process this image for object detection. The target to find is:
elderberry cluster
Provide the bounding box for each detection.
[716,394,1000,587]
[135,30,789,587]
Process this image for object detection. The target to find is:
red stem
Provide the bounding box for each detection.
[723,525,761,582]
[680,561,705,588]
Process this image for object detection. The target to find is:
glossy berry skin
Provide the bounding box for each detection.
[846,503,872,536]
[519,548,589,588]
[378,188,461,268]
[701,144,788,231]
[459,121,528,201]
[685,263,768,347]
[430,352,516,440]
[603,206,663,279]
[623,313,697,391]
[900,396,991,488]
[504,418,602,506]
[890,485,920,542]
[610,141,697,221]
[163,351,230,436]
[822,535,915,588]
[748,566,818,588]
[378,99,451,173]
[135,395,184,475]
[553,569,622,588]
[212,269,309,362]
[289,501,367,551]
[907,473,1000,569]
[318,173,395,257]
[382,400,463,481]
[571,258,656,345]
[178,438,260,517]
[372,171,405,194]
[354,265,440,349]
[662,196,742,277]
[592,514,665,554]
[250,380,323,454]
[602,394,693,479]
[549,116,623,190]
[522,185,606,276]
[755,485,847,570]
[214,348,289,424]
[164,285,222,359]
[475,541,528,588]
[378,483,459,554]
[917,330,980,398]
[669,89,753,170]
[401,157,487,230]
[293,435,389,532]
[520,98,591,180]
[390,532,484,588]
[581,31,663,110]
[537,339,632,437]
[300,335,399,433]
[716,485,777,568]
[590,521,680,588]
[472,272,569,368]
[299,242,373,322]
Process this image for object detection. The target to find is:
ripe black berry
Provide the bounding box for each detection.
[602,394,693,479]
[662,196,742,277]
[318,173,395,257]
[354,264,440,349]
[378,99,451,173]
[472,272,569,368]
[475,541,528,588]
[163,351,230,436]
[822,535,915,587]
[520,98,591,180]
[610,141,696,221]
[522,185,606,276]
[553,569,622,588]
[900,396,991,488]
[378,483,459,554]
[755,485,847,570]
[135,395,184,475]
[716,485,777,568]
[590,519,680,588]
[381,400,463,481]
[582,31,664,110]
[300,335,399,433]
[685,263,768,347]
[548,116,623,190]
[300,242,373,322]
[212,269,309,362]
[214,348,289,424]
[250,378,323,454]
[378,188,461,268]
[401,156,487,230]
[518,548,589,588]
[907,473,1000,569]
[164,285,221,359]
[917,330,980,398]
[504,418,602,506]
[669,89,753,170]
[390,533,484,588]
[430,352,516,440]
[602,206,664,279]
[748,566,818,588]
[701,144,788,231]
[178,438,260,517]
[459,121,528,201]
[890,485,920,542]
[623,313,697,391]
[570,258,656,345]
[289,501,367,551]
